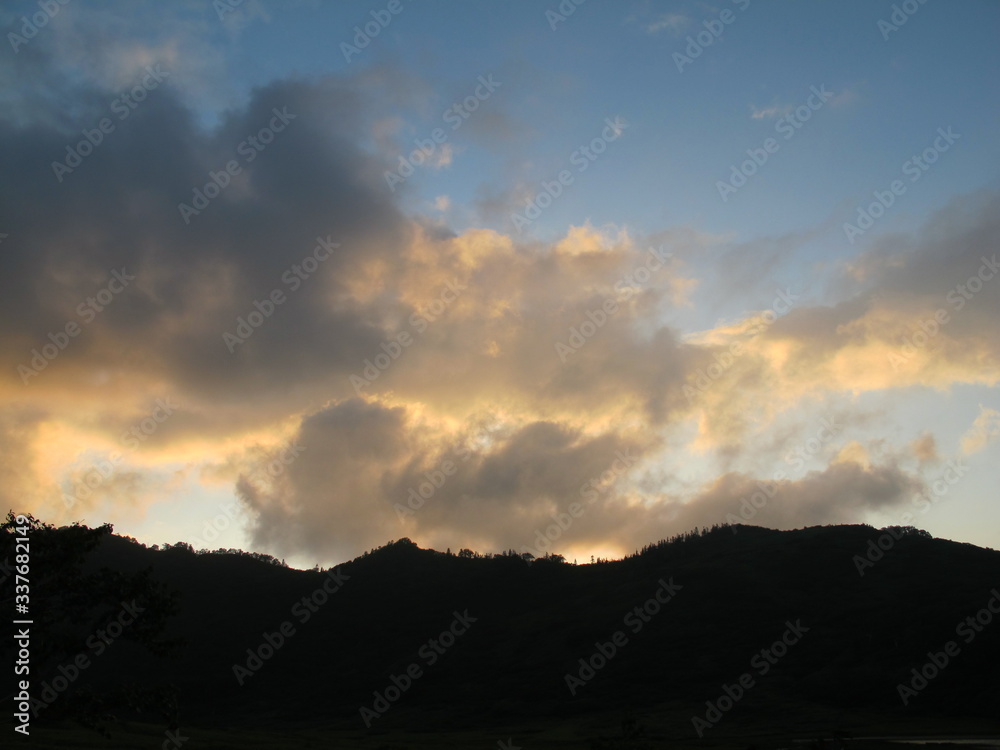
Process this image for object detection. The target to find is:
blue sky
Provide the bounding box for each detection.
[1,0,998,567]
[213,0,1000,238]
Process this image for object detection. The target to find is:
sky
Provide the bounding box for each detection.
[1,0,998,569]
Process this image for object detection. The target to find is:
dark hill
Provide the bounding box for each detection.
[5,521,999,746]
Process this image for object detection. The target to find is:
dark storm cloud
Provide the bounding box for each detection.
[0,63,412,405]
[240,398,655,561]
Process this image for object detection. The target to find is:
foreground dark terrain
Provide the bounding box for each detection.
[3,516,999,748]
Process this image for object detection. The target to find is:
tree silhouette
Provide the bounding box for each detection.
[1,511,181,737]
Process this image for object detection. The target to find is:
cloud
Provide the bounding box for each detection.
[829,86,859,108]
[750,86,857,120]
[750,103,793,120]
[238,399,413,559]
[1,0,243,122]
[0,71,413,408]
[237,398,655,561]
[646,13,689,34]
[749,195,1000,396]
[673,457,924,533]
[911,432,939,464]
[961,406,1000,455]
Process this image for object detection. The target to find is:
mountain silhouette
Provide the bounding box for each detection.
[5,519,999,747]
